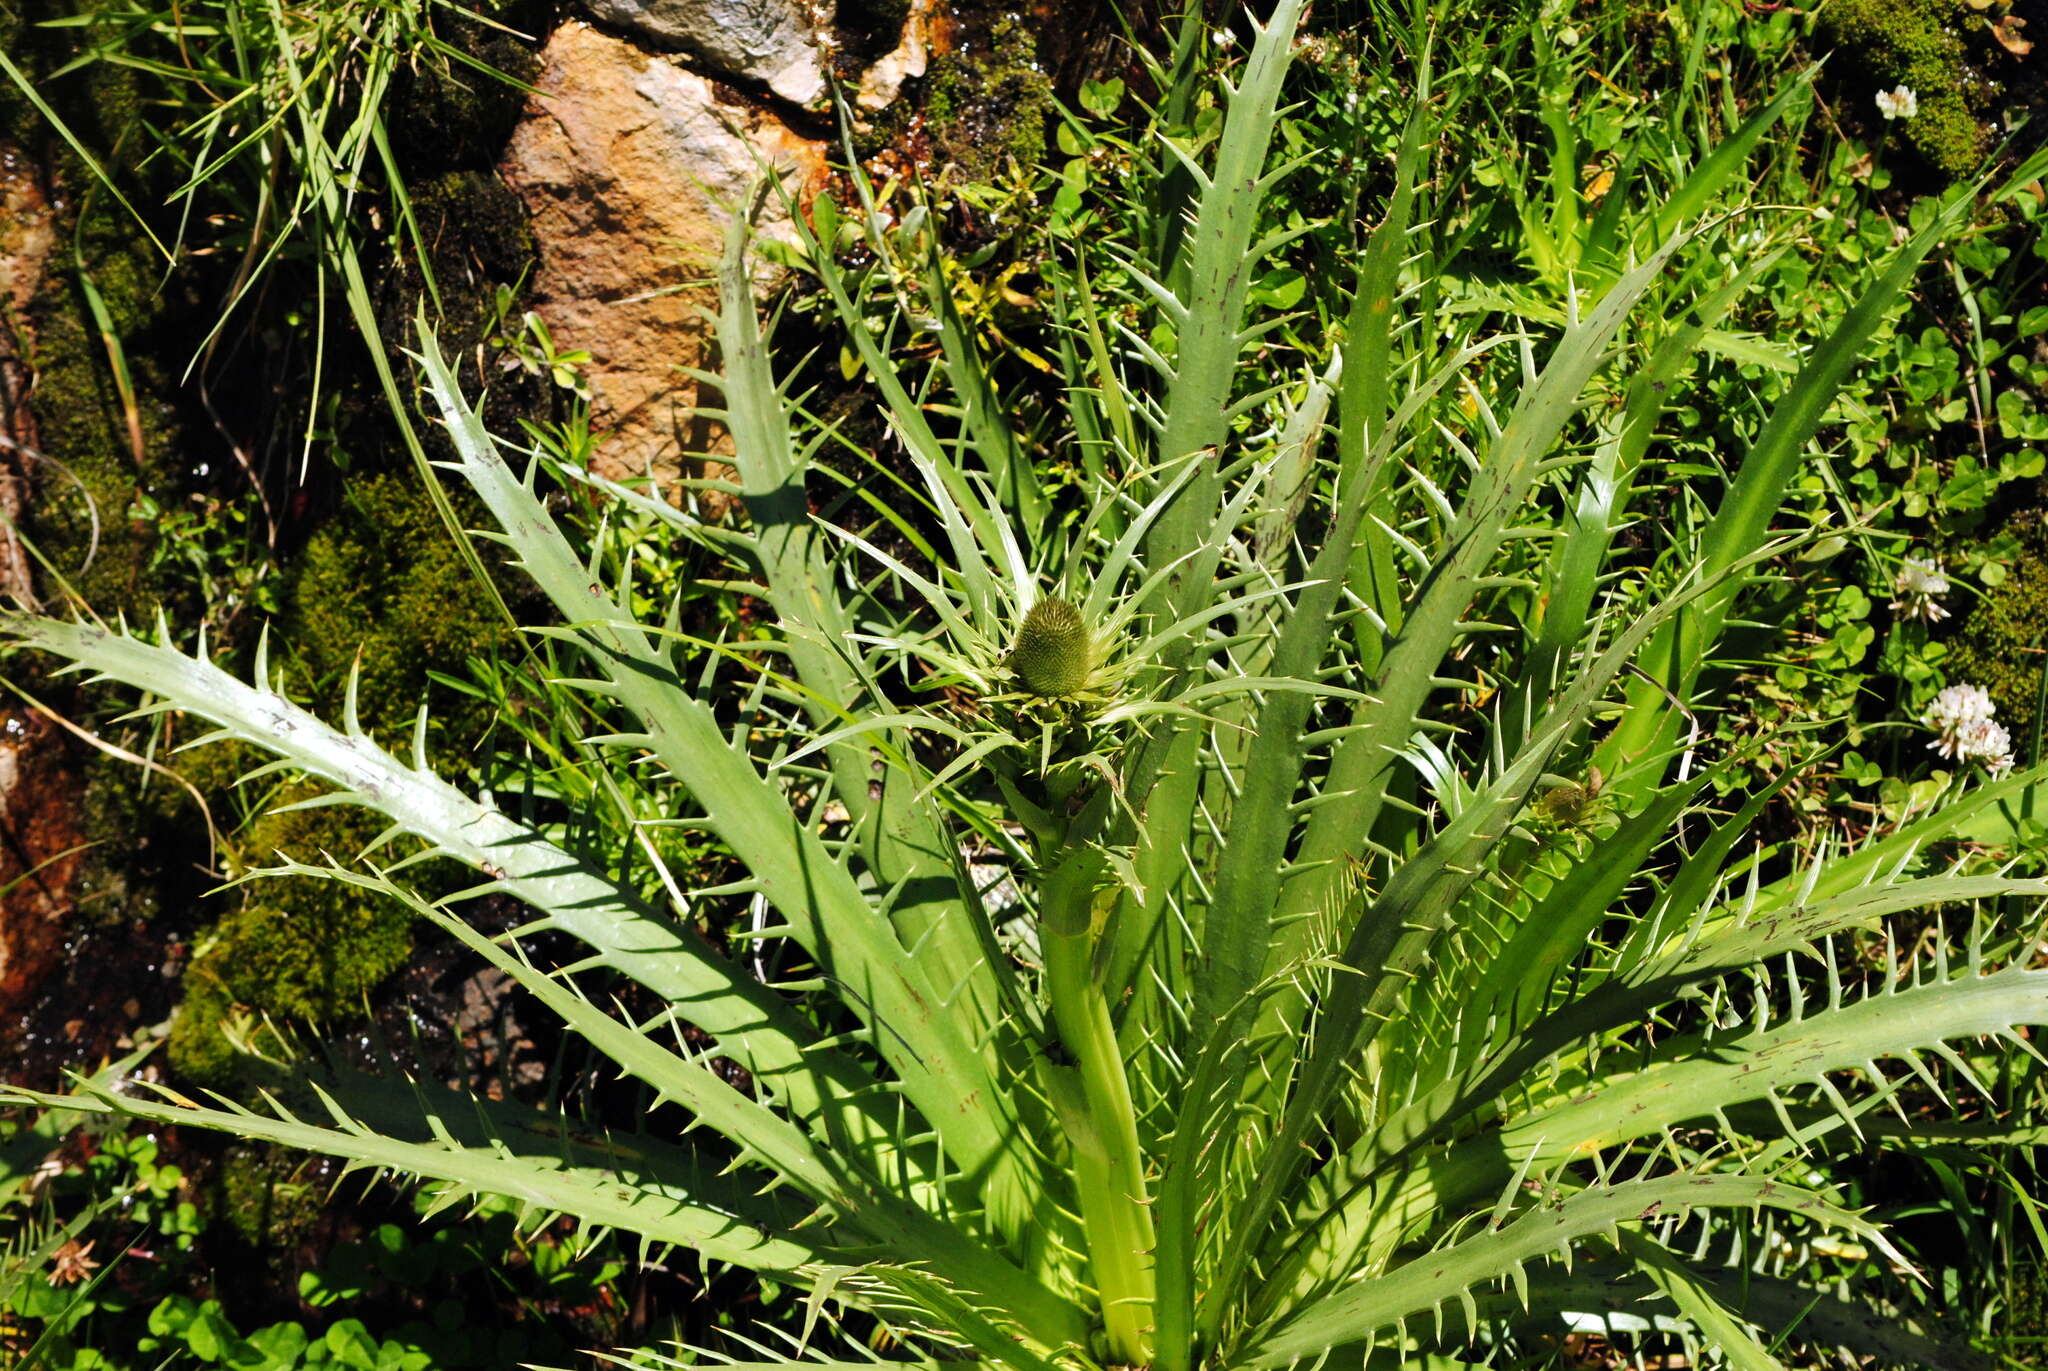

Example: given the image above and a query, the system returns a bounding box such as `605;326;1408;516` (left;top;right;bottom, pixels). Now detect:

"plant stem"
1041;851;1157;1366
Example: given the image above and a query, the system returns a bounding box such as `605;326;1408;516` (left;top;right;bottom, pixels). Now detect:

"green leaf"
324;1321;377;1371
2;612;904;1163
713;209;1004;1051
1652;68;1814;241
1289;235;1686;920
1238;1173;1876;1368
415;327;1044;1232
1192;73;1435;1027
1147;0;1311;590
1080;77;1123;116
1617;1229;1789;1371
1600;183;1979;792
3;1075;823;1276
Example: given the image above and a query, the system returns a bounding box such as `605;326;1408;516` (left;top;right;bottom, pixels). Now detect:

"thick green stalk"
1040;851;1156;1365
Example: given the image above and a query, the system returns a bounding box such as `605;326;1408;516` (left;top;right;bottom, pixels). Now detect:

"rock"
856;0;933;111
0;710;88;1057
453;966;544;1097
0;141;54;607
583;0;829;107
498;22;826;484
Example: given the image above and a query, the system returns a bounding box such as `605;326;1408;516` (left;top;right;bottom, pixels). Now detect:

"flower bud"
1010;597;1094;698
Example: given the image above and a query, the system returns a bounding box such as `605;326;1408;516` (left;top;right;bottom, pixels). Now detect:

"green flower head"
1009;596;1097;698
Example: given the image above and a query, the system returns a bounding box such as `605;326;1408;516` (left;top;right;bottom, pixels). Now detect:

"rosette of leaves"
6;7;2048;1370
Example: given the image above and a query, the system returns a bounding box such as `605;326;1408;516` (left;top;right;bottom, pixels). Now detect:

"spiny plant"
6;4;2048;1368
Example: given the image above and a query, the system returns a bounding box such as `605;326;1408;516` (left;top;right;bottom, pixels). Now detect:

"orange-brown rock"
0;710;88;1058
0;141;54;607
498;22;826;486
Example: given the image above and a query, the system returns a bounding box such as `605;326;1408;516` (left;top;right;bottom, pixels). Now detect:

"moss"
922;13;1054;184
281;469;511;745
6;0;542;1103
8;0;233;958
372;169;548;441
386;6;543;178
166;469;510;1084
169;792;416;1085
1947;521;2048;742
388;171;535;356
208;877;412;1026
167;972;242;1084
19;118;194;623
6;0;236;625
217;1142;326;1247
1820;0;1992;180
67;754;184;929
2012;1264;2048;1340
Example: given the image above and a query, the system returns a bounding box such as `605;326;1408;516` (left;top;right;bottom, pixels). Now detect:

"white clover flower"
1926;683;1995;734
1924;683;2013;771
1876;86;1919;121
1889;555;1951;623
1959;718;2016;775
1212;27;1235;48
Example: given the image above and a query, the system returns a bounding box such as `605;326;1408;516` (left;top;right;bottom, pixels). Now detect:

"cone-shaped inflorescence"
1010;597;1094;698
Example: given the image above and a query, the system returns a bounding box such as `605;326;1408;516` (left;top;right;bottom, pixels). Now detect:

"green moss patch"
1947;516;2048;743
282;470;511;741
169;794;415;1085
1819;0;1993;179
923;14;1054;184
217;1142;329;1248
15;0;204;623
386;6;543;178
167;471;513;1085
